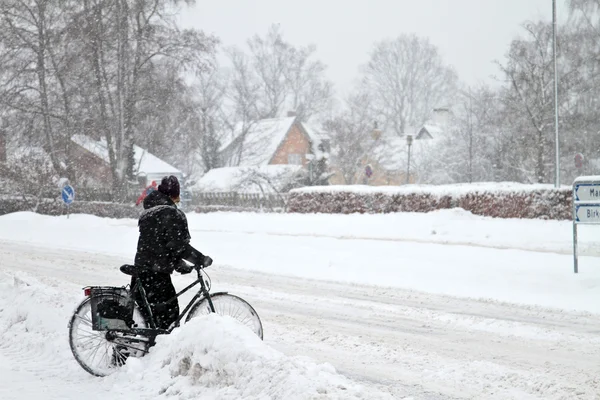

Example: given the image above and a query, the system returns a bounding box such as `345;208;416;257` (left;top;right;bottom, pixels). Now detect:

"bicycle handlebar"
194;255;213;270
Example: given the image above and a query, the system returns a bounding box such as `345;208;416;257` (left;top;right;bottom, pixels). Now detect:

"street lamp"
553;0;560;187
371;121;382;140
406;134;413;185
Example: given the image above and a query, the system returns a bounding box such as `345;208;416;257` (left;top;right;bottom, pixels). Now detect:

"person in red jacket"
135;180;157;206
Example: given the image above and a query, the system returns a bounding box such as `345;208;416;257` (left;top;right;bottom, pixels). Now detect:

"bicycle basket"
89;287;134;331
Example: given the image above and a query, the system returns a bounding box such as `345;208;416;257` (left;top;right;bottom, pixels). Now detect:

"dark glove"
174;259;194;274
202;255;213;267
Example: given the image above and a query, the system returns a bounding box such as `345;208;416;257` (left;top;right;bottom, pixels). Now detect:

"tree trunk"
35;1;64;176
84;0;118;187
536;130;546;183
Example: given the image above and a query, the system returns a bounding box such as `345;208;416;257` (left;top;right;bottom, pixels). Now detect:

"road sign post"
364;164;373;185
575;153;584;170
572;176;600;273
61;184;75;219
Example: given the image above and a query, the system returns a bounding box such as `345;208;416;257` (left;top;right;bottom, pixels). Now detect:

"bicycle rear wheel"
68;296;149;377
186;293;263;339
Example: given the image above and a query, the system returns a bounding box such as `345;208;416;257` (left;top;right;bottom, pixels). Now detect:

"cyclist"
132;175;212;330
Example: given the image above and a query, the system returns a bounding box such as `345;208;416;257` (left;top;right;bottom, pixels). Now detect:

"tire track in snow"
1;241;600;399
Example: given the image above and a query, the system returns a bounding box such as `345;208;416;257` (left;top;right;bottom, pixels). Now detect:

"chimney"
432;108;451;128
287;111;297;118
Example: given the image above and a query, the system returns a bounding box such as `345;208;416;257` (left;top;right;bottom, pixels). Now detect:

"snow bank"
0;272;87;386
118;315;392;399
0;271;393;399
2;208;598;259
1;211;599;313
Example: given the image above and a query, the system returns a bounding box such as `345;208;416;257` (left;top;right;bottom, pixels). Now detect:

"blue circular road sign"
62;185;75;205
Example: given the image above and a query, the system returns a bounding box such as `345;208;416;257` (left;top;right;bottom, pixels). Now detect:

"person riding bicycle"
132;175;211;330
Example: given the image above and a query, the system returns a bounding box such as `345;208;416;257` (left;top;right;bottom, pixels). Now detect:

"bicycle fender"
209;291;229;297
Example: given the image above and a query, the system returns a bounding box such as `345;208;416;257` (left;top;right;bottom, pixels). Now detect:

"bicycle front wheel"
68;296;149;377
186;293;263;339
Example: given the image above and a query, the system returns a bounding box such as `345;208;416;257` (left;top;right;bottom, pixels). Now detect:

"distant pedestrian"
135;180;157;206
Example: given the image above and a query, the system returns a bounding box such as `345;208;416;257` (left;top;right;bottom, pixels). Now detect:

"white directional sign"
575;203;600;224
573;176;600;273
574;182;600;202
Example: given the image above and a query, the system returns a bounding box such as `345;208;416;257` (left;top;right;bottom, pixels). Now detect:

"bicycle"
68;262;263;377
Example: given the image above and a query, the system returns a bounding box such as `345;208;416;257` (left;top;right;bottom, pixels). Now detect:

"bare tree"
452;86;498;183
0;0;70;177
322;91;379;184
78;0;218;190
196;70;227;172
228;24;333;122
247;25;290;119
0;0;218;193
363;34;458;136
495;21;585;183
563;0;600;176
285;44;333;122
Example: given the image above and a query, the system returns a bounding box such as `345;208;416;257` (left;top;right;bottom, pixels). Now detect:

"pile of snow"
0;272;88;387
0;271;393;399
118;315;392;399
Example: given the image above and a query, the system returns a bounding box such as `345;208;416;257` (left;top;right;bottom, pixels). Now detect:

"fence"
4;184;289;214
191;192;289;212
37;186;140;203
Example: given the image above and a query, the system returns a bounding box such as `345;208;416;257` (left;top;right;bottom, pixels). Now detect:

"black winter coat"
134;190;203;273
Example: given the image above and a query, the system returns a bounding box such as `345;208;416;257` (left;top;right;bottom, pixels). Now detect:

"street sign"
575;153;584;169
574;182;600;202
573;176;600;273
61;185;75;205
574;203;600;224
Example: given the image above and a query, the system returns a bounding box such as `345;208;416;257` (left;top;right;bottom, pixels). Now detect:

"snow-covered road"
1;222;599;400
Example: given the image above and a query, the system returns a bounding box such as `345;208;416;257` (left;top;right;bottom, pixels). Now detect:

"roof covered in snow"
220;117;296;166
191;165;303;193
71;135;181;176
417;123;444;139
220;117;324;167
371;121;449;171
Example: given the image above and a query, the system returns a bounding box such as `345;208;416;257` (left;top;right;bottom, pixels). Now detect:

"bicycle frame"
116;268;217;341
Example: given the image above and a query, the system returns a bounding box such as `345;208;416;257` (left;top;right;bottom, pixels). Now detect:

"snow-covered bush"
0;198;140;219
288;183;572;220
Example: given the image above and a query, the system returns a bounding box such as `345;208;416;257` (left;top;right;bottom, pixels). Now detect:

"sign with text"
573;176;600;273
574;182;600;202
574;203;600;224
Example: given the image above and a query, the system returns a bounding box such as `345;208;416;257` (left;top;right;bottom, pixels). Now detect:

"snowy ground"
0;210;599;399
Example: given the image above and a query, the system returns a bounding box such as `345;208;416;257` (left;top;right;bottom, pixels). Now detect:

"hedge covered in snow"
0;197;141;219
288;183;573;220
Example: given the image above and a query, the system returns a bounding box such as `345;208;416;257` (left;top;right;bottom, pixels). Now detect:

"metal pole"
406;143;411;185
573;222;578;273
553;0;560;187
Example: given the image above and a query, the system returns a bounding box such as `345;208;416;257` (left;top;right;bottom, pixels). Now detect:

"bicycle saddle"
119;264;143;277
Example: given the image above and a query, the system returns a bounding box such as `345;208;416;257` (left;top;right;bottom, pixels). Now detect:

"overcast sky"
179;0;569;94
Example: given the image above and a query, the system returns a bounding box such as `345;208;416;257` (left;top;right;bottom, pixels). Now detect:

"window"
288;153;302;165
